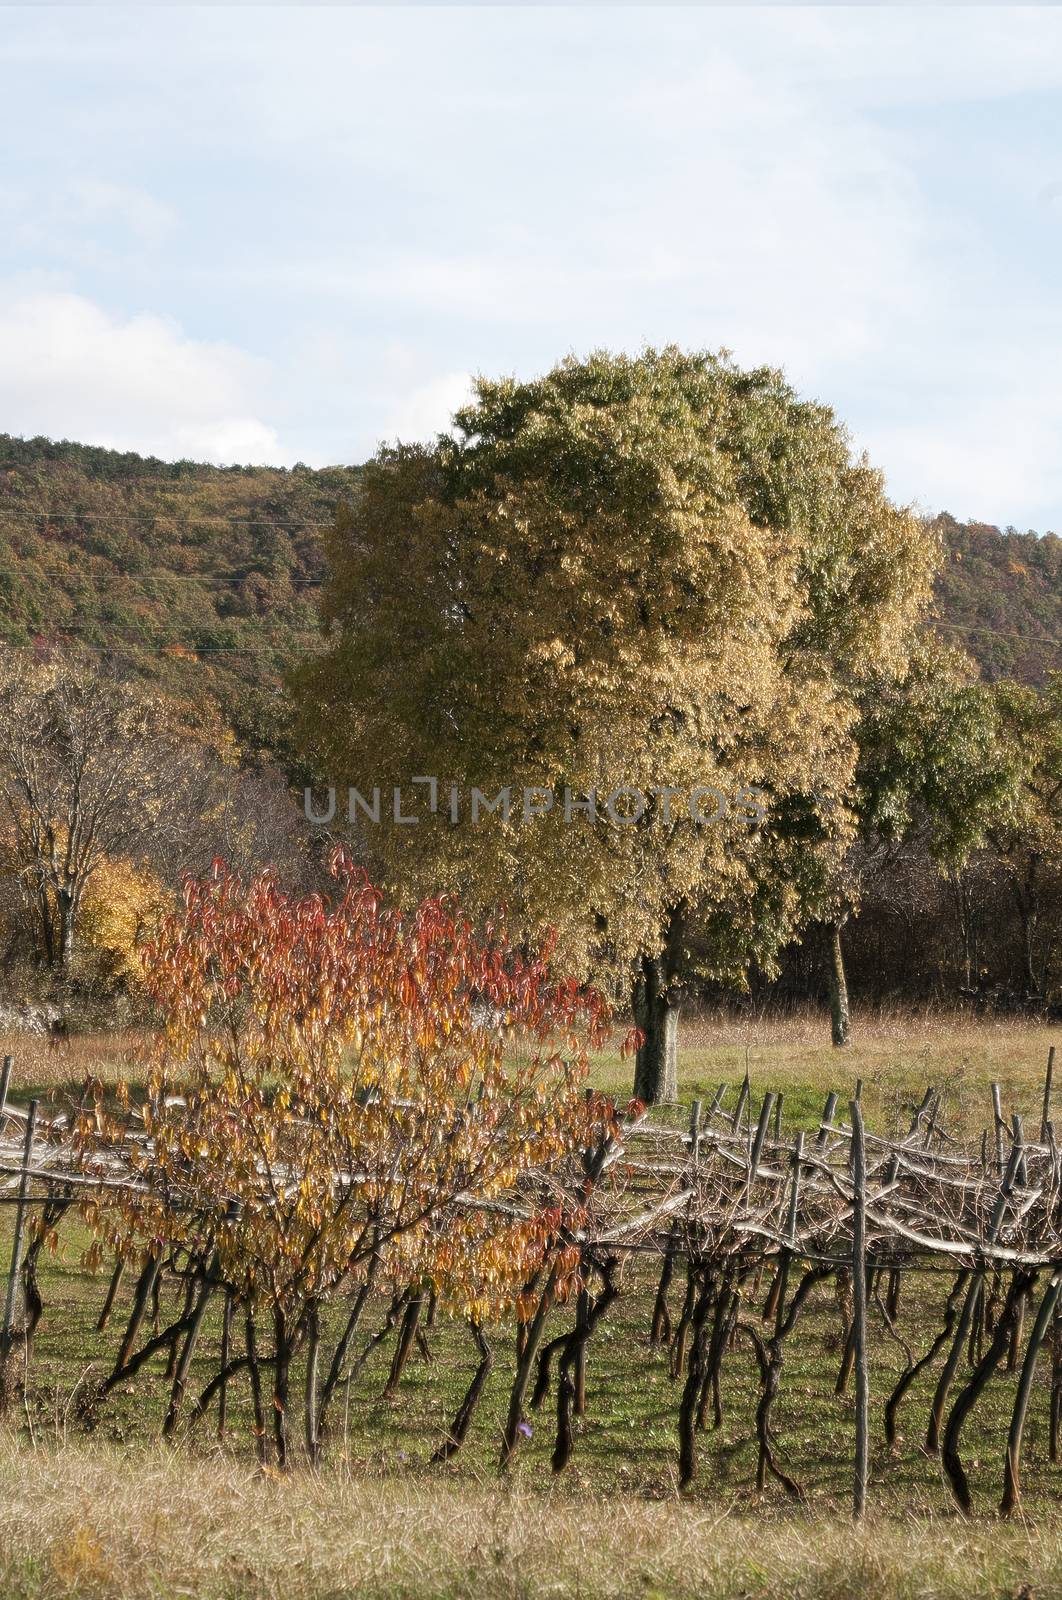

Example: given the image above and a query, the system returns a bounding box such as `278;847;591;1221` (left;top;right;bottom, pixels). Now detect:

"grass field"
6;1005;1058;1133
2;1011;1060;1598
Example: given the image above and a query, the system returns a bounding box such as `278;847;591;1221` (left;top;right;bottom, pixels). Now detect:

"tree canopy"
294;349;940;1098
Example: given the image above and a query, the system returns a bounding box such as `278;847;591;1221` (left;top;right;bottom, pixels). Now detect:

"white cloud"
0;289;291;465
0;179;176;262
380;370;474;446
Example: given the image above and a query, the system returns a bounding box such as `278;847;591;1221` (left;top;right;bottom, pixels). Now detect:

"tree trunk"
56;885;77;974
826;918;851;1048
632;906;684;1105
950;870;976;991
34;877;56;968
633;954;679;1104
1011;855;1040;994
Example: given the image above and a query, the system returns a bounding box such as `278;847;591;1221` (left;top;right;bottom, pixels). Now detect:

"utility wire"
0;503;1059;654
0;506;342;528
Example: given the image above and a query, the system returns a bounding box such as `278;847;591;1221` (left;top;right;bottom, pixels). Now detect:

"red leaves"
95;854;624;1331
620;1026;645;1060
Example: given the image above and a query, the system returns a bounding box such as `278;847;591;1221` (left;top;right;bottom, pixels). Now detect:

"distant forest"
1;431;1060;1017
0;434;360;766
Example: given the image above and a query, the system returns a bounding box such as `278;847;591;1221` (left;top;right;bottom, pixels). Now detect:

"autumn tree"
78;853;615;1464
0;651;316;987
819;638;1014;1044
981;674;1062;995
294;349;938;1100
0;654;192;974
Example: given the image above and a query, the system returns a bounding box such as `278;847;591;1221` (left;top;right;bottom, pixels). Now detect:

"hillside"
0;434;359;763
931;513;1062;684
0;438;1058;771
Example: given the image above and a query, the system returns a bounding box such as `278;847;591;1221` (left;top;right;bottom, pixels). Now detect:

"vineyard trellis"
3;1047;1062;1517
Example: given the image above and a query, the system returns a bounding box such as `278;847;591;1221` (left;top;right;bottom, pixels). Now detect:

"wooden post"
787;1130;804;1247
1042;1047;1056;1143
733;1073;750;1132
0;1057;12;1123
991;1083;1005;1170
688;1099;702;1164
749;1093;775;1185
816;1091;838;1148
1013;1113;1028;1188
1002;1270;1062;1515
1;1098;38;1376
850;1096;869;1520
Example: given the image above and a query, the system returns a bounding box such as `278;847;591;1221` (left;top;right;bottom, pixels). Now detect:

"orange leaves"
80;854;623;1336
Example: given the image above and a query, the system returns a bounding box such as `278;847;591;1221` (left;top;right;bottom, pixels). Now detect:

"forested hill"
931;513;1062;684
0;436;1059;763
0;434;359;762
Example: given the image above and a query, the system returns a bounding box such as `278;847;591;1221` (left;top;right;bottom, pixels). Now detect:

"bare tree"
0;654;182;974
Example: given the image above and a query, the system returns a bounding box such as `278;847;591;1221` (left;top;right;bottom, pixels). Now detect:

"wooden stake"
2;1098;37;1342
749;1093;775;1184
816;1091;838;1148
850;1097;869;1520
733;1073;750;1132
0;1057;12;1123
991;1083;1005;1170
1043;1047;1056;1143
0;1097;38;1407
688;1099;702;1164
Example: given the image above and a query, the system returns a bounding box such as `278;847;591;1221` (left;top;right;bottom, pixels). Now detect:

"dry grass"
0;1437;1057;1600
4;1009;1059;1150
0;1029;146;1103
583;1009;1060;1139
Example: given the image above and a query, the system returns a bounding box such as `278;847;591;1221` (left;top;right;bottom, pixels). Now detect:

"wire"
932;618;1062;651
0;506;342;529
0;503;1060;655
0;640;289;657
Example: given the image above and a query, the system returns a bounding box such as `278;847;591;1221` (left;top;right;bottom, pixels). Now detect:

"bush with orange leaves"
76;850;621;1465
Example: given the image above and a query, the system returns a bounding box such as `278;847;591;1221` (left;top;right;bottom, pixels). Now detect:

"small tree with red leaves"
77;850;618;1464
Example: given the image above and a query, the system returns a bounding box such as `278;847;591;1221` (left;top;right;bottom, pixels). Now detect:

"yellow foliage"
80;858;173;987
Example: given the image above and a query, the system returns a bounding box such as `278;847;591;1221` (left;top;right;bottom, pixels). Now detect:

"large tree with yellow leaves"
295;350;938;1100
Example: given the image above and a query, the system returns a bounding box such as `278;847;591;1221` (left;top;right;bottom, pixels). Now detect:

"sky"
1;5;1062;529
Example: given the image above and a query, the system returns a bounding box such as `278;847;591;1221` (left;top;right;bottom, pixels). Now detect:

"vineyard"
4;1006;1062;1522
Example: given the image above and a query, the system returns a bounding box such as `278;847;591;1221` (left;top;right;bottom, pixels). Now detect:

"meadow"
1;1012;1061;1598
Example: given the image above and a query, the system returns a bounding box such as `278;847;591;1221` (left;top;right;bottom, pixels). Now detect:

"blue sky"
2;5;1062;529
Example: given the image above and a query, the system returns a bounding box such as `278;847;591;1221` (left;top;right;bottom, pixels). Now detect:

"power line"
0;506;342;529
0;640;290;657
3;571;325;588
932;619;1062;651
0;507;1060;655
